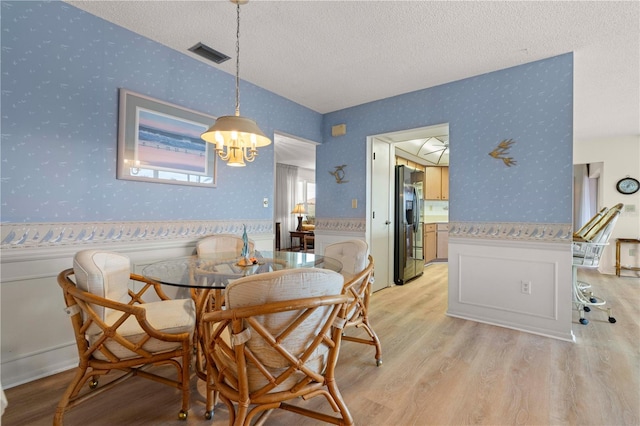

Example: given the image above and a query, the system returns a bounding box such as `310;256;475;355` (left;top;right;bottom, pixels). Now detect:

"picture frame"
117;89;217;187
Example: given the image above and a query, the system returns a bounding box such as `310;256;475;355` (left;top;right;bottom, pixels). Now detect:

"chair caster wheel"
178;410;188;420
589;297;597;303
89;379;99;389
579;318;589;325
204;410;213;420
583;306;591;312
609;317;616;323
376;359;382;367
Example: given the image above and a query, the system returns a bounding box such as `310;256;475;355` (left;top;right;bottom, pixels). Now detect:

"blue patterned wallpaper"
1;1;572;227
1;1;322;223
319;55;573;223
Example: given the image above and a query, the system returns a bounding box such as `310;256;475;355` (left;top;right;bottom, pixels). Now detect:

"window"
296;180;316;222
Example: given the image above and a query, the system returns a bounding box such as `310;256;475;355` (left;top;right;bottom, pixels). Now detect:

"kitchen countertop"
423;216;448;223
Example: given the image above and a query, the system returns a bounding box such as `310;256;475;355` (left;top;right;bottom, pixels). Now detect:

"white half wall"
1;220;273;388
447;237;574;341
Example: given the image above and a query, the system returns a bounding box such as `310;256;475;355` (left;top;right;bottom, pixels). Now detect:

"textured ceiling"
67;0;639;148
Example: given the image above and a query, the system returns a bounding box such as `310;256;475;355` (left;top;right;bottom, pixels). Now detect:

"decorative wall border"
449;221;572;243
0;220;273;250
315;218;366;233
1;219;573;249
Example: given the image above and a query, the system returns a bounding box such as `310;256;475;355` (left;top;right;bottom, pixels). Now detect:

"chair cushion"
73;249;195;361
197;234;255;256
324;240;368;277
90;297;195;361
73;250;132;323
223;268;343;392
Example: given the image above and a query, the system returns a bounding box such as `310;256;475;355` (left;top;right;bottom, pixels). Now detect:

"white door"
369;138;393;292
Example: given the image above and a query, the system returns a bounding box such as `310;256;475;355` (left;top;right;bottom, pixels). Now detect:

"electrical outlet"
521;280;531;295
263;198;268;208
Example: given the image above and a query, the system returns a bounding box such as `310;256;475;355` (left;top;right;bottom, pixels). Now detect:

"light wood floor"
3;264;639;425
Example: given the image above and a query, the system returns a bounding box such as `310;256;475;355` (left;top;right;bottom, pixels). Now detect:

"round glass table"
142;250;343;381
142;250;343;290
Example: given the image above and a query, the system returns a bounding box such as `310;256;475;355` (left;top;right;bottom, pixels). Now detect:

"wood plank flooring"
3;264;638;425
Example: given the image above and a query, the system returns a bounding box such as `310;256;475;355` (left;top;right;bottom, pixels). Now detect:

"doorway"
366;123;450;292
573;162;602;231
274;132;318;251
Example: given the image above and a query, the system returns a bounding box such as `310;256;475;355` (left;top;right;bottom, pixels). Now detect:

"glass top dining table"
141;250;344;382
141;250;343;290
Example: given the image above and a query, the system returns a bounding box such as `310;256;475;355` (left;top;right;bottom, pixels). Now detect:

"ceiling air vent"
188;42;230;64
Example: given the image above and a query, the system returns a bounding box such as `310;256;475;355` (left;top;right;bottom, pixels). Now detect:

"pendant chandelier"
201;0;270;167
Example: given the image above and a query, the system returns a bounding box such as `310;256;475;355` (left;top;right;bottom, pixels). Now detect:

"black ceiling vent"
188;42;230;64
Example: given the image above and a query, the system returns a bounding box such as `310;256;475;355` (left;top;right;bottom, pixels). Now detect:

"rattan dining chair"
324;240;382;366
201;268;354;425
55;250;195;425
194;234;256;368
196;234;255;256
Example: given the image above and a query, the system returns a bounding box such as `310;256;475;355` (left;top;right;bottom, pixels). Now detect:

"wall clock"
615;177;639;195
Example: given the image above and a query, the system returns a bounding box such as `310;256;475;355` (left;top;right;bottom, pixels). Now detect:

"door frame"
366;124;450;291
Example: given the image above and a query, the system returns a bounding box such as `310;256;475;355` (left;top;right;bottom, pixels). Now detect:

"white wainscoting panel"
1;220;273;388
447;237;574;342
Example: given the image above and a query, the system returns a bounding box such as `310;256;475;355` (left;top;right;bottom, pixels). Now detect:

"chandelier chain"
235;2;241;116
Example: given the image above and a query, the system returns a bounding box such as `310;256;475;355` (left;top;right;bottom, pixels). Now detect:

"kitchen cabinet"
423;223;437;263
437;223;449;259
395;156;425;172
423;166;449;200
424;222;448;262
441;167;449;200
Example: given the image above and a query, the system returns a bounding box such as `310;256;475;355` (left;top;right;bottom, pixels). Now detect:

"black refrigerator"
394;165;424;285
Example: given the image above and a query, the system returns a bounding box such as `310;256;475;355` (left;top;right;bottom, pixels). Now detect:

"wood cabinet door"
423;167;442;200
424;224;437;262
441;167;449;200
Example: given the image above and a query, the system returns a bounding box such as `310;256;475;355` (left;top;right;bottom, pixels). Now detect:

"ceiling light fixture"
420;136;449;166
200;0;270;167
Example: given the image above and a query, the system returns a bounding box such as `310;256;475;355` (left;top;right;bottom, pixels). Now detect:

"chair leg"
364;321;383;366
54;366;87;426
573;266;616;325
204;363;215;419
343;322;383;366
178;344;190;420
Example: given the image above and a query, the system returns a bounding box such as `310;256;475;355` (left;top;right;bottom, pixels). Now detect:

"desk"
616;238;640;277
289;230;313;251
142;251;342;379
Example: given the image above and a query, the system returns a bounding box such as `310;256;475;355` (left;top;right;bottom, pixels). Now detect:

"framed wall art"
117;89;217;187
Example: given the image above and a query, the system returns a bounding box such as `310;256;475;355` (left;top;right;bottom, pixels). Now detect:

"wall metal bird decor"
489;139;517;167
329;165;348;183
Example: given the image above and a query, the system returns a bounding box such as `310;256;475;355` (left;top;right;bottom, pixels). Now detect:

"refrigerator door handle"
412;187;420;232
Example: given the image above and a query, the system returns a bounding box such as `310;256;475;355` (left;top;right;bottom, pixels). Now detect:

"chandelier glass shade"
201;116;270;167
201;0;270;167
